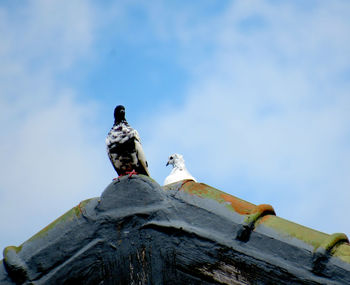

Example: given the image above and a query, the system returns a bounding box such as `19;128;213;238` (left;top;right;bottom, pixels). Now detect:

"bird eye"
170;156;173;160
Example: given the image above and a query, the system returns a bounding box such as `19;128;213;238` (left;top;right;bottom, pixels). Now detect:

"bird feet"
112;170;138;181
126;169;138;178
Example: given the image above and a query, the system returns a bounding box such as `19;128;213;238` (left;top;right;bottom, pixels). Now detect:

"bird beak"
166;161;169;166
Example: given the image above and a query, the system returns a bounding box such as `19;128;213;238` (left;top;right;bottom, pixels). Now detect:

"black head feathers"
114;105;126;124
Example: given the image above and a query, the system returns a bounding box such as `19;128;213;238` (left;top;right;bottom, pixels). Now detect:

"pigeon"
164;153;197;185
106;105;150;177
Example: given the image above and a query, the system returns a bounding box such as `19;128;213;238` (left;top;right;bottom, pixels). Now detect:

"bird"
164;153;197;185
106;105;150;177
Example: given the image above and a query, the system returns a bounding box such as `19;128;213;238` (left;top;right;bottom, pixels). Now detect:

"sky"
1;0;350;251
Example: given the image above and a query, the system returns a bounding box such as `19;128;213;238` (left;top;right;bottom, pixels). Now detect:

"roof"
1;176;349;284
166;180;350;265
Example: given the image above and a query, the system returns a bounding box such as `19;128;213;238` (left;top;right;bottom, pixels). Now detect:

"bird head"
114;105;126;124
166;153;184;168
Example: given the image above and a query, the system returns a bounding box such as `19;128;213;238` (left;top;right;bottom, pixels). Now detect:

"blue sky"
1;0;350;251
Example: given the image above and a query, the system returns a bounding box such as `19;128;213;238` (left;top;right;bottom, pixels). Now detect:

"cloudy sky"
1;0;350;251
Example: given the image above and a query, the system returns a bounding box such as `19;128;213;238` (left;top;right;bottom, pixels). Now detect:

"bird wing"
164;168;197;185
134;138;150;176
164;172;176;185
133;129;150;176
184;169;197;182
106;123;150;176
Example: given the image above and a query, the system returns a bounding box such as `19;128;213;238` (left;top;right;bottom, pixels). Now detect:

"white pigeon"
164;153;197;185
106;105;150;177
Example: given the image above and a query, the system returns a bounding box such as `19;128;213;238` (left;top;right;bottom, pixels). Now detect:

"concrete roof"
1;176;349;284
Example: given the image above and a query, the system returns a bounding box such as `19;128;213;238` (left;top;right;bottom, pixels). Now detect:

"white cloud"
0;93;108;243
0;1;111;250
143;1;350;235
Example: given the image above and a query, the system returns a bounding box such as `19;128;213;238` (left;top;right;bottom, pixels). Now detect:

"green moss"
258;215;328;249
3;245;22;256
23;198;93;244
244;212;262;225
318;233;348;251
333;243;350;264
